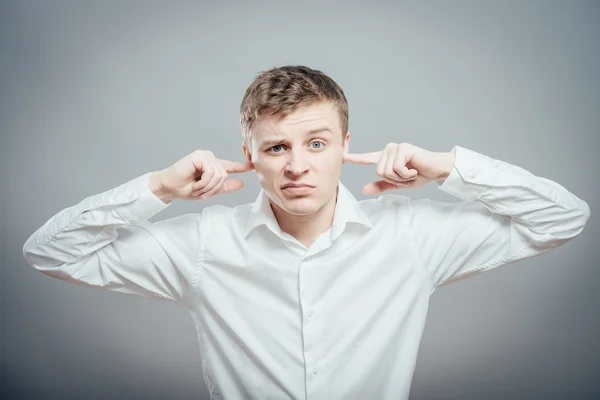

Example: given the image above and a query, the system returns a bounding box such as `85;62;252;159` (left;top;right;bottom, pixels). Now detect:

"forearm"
23;172;170;269
438;146;590;243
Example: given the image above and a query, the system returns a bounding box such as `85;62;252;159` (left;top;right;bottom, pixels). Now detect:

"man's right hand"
149;150;254;204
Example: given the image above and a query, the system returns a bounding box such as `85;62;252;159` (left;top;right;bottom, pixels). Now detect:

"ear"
343;131;350;157
242;142;252;163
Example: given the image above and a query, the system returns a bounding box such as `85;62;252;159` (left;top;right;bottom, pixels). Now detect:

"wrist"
436;151;456;184
149;170;174;204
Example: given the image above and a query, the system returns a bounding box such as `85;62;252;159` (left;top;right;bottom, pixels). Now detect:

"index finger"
218;159;254;173
343;151;381;165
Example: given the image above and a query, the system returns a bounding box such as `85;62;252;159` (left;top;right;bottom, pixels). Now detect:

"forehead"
251;101;340;142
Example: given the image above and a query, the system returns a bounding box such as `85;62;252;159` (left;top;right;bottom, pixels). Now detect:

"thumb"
363;180;407;195
216;178;245;194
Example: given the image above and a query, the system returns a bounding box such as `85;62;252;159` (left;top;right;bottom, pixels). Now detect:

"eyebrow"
259;127;333;148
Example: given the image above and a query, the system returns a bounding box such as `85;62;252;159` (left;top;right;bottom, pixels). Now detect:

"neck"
271;186;339;248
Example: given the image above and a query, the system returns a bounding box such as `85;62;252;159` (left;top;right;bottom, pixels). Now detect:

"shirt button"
308;310;314;318
128;192;136;200
312;367;319;375
468;171;476;179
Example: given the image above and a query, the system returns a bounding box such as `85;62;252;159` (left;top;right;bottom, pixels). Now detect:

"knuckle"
202;169;215;180
197;149;212;159
208;181;224;195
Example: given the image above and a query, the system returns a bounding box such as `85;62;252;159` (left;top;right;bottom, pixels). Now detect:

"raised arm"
408;146;590;290
22;149;254;302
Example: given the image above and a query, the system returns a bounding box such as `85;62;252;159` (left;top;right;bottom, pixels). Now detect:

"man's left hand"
343;142;456;194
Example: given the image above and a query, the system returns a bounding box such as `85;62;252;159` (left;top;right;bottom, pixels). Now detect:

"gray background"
2;0;598;399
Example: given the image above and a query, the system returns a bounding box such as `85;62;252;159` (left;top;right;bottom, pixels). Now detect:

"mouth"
281;184;315;189
281;184;315;195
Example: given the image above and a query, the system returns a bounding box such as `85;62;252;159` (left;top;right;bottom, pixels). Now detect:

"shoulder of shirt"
198;200;255;228
357;193;411;211
354;193;414;226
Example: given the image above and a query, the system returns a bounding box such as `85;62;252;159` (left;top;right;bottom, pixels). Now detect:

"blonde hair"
239;65;349;146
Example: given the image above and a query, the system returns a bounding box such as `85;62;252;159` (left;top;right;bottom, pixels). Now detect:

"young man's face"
242;101;350;216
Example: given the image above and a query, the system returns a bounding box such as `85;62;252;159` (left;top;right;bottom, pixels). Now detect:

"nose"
284;149;310;175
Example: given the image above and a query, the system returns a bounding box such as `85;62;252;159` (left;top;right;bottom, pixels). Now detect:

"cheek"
254;160;284;183
316;154;343;171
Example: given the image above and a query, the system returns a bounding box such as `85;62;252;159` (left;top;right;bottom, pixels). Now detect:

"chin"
276;197;321;215
281;198;319;215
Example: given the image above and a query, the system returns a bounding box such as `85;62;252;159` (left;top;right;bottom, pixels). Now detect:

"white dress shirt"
23;146;590;399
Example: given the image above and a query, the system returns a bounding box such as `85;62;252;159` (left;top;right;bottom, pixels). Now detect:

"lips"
281;184;315;196
281;184;315;189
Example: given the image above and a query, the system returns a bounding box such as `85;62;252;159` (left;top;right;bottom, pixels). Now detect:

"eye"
310;141;324;149
269;145;284;153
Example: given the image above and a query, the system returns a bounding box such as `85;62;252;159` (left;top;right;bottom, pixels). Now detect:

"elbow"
576;198;591;235
22;233;59;275
561;198;591;240
22;237;44;274
22;233;38;269
525;199;591;247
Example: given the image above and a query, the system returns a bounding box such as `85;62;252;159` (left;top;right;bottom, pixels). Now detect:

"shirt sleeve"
22;172;201;304
408;145;591;291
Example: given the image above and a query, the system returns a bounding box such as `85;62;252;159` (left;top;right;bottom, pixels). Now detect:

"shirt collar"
243;181;373;239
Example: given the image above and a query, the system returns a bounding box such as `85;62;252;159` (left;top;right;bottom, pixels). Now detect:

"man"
23;65;590;399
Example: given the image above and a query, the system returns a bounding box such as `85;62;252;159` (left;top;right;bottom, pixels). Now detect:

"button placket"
299;258;322;391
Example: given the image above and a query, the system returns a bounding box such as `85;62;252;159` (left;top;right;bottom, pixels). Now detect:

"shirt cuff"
436;145;501;201
112;172;171;222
